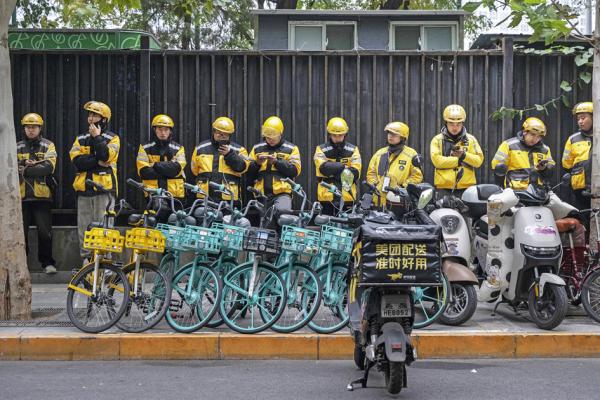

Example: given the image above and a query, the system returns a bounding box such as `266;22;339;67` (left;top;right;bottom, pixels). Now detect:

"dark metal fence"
10;47;591;217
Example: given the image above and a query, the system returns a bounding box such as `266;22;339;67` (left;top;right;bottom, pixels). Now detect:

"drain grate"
0;306;73;327
0;320;73;327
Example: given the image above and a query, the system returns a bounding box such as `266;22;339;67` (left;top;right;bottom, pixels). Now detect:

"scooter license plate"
381;294;411;318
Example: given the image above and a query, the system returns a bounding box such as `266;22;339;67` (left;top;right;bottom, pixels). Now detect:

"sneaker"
44;265;57;275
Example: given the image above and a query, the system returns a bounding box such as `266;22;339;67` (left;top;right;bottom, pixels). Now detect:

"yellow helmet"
83;101;111;122
212;117;235;134
262;116;284;138
21;113;44;126
573;102;593;115
326;117;349;135
152;114;175;128
384;121;410;139
522;117;546;136
443;104;466;123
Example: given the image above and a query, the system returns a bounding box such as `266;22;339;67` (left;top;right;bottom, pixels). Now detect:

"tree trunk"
591;0;600;252
182;13;192;50
0;0;32;320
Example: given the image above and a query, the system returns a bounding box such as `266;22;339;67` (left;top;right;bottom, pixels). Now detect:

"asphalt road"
1;359;598;400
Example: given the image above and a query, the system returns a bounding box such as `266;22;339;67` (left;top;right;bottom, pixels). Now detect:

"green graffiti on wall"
9;30;161;50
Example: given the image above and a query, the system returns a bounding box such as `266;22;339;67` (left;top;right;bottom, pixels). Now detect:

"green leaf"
534;104;545;111
562;95;571;108
575;53;591;66
463;1;482;12
560;81;573;92
579;72;592;84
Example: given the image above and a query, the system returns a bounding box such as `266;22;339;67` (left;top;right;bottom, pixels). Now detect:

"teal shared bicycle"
155;183;223;333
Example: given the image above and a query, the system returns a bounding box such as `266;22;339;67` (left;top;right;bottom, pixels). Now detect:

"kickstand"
347;360;374;391
491;297;503;317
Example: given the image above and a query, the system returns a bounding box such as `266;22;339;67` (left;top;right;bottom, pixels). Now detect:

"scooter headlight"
440;215;460;235
521;244;561;258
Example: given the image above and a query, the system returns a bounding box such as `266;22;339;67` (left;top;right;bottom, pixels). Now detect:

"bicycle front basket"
281;225;321;257
83;228;124;253
180;225;222;254
125;227;166;253
212;223;246;251
156;223;188;251
243;227;280;254
320;224;354;255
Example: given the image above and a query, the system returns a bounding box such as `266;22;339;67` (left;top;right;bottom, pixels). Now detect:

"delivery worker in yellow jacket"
17;113;57;274
491;117;555;190
366;121;423;207
314;117;362;216
248;116;302;226
69;101;120;261
562;102;593;211
430;104;484;198
136;114;187;221
191;116;250;203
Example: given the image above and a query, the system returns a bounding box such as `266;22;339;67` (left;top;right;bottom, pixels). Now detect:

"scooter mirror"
417;188;434;209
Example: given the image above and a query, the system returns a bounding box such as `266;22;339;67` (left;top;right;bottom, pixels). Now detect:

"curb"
2;332;600;361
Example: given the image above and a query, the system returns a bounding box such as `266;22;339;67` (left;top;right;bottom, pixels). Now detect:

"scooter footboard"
375;322;411;362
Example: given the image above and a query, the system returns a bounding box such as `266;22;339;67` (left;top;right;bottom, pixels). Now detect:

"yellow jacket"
366;145;423;206
562;131;592;191
69;131;120;196
491;132;555;190
136;140;187;198
430;129;483;189
248;140;301;197
17;137;57;201
314;140;362;202
191;140;250;201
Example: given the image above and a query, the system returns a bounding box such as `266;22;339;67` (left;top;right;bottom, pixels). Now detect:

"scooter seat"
477;184;502;201
556;218;582;233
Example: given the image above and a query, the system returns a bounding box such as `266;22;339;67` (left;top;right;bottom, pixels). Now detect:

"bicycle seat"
556;218;582;233
278;214;300;227
128;214;144;226
314;215;330;226
86;222;104;230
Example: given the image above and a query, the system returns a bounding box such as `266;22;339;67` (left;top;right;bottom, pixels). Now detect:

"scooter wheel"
354;344;365;370
439;283;477;326
384;361;405;394
528;283;568;330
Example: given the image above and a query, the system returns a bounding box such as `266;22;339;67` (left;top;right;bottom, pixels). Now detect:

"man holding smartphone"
430;104;484;198
191;116;249;204
137;114;187;222
248;116;302;227
69;101;120;263
491;117;555;189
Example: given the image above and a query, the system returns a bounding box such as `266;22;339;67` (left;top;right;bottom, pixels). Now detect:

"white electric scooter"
463;167;572;330
429;169;479;326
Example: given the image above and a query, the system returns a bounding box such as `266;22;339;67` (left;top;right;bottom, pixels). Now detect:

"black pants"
573;190;592;238
22;201;55;268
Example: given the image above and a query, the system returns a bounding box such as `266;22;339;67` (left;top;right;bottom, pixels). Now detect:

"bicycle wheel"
268;263;322;333
308;263;349;334
166;262;222;333
158;252;177;280
67;262;129;333
113;262;171;333
413;273;449;329
206;259;241;328
581;269;600;323
220;262;287;334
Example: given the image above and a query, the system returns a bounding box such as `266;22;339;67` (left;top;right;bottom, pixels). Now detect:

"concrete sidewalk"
0;284;599;361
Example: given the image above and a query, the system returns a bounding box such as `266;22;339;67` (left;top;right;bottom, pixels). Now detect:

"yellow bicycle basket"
125;228;166;253
83;228;125;253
